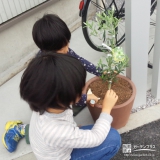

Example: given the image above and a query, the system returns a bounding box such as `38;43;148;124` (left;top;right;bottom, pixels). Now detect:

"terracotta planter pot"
83;75;136;129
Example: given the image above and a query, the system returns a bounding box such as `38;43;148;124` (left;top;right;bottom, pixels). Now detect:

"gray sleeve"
43;113;113;149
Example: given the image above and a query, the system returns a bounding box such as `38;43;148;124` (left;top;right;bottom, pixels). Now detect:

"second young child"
20;52;121;160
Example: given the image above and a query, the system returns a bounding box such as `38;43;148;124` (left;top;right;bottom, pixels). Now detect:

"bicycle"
79;0;157;68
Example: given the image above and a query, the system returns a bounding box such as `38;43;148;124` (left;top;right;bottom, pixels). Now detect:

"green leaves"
84;8;129;89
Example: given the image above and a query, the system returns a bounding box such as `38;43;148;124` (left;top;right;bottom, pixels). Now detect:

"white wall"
125;0;150;108
0;0;48;24
0;0;81;86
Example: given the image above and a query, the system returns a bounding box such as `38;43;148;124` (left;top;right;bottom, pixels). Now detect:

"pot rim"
83;75;136;109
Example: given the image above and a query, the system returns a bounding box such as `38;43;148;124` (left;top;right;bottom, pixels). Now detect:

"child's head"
32;14;71;52
20;52;86;113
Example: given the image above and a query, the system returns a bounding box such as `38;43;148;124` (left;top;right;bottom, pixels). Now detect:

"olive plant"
84;8;129;89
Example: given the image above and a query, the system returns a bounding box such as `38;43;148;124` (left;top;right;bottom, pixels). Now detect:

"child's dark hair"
32;14;71;51
20;52;86;113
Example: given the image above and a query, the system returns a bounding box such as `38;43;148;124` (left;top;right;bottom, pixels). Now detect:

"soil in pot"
89;77;132;105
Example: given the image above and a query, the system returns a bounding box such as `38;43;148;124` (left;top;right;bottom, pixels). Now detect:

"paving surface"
112;119;160;160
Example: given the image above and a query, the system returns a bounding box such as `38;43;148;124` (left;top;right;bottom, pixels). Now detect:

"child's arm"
43;90;118;149
68;48;102;76
75;94;87;107
75;93;99;107
68;48;101;107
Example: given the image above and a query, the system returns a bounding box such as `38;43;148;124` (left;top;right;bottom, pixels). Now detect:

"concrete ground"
0;26;159;160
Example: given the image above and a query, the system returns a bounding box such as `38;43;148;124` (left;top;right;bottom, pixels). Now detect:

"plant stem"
108;81;112;90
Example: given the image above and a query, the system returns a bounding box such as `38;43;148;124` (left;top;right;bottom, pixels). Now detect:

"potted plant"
83;8;136;129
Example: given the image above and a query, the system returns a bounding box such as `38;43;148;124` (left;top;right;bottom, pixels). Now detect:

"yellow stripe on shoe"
5;121;23;131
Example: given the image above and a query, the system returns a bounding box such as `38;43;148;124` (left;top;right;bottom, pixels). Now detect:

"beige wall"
0;0;81;86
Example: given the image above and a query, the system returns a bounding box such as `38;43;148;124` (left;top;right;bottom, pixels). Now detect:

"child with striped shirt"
21;52;120;160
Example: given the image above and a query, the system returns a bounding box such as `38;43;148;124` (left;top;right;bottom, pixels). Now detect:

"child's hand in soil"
102;90;118;114
87;94;100;107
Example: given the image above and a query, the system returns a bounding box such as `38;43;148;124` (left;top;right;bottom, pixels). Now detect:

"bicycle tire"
82;0;157;53
82;0;125;51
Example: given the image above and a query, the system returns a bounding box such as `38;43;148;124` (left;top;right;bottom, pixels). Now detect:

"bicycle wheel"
82;0;125;52
82;0;157;54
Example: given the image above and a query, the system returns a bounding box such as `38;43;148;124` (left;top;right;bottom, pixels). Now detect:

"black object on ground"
73;105;86;116
112;119;160;160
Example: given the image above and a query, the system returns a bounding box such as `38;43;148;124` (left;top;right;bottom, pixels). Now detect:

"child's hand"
87;94;100;107
102;90;118;114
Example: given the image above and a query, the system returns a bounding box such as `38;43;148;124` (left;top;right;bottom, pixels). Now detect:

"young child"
32;14;101;107
2;14;109;153
20;52;120;160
